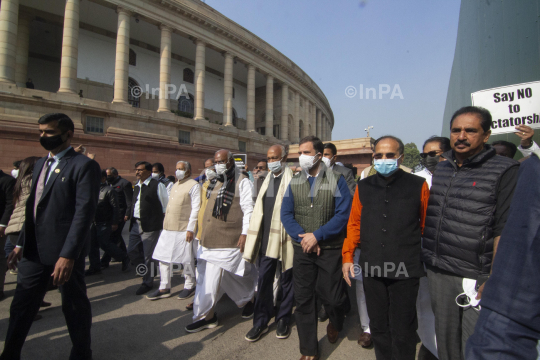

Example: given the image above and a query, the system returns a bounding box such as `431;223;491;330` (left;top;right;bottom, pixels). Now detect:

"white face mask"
205;168;217;180
11;169;19;178
321;156;332;168
267;159;283;174
151;173;160;180
299;153;320;172
175;170;186;180
215;163;228;175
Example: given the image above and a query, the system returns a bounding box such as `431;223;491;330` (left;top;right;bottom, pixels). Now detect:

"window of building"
273;124;280;139
178;130;191;144
257;127;266;135
178;93;194;115
232;108;238;127
238;140;246;152
288;92;293;101
128;77;140;108
183;68;194;84
129;49;136;66
86;116;104;134
233;87;235;99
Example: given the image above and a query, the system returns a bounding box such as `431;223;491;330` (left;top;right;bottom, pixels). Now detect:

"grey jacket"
333;164;356;196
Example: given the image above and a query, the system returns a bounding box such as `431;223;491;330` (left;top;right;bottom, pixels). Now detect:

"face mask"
299;154;320;172
373;156;401;177
151;173;160;180
215;163;228;175
205;169;217;180
40;133;66;151
175;170;186;180
267;160;283;174
422;155;440;174
11;169;19;178
106;176;116;184
321;156;332;168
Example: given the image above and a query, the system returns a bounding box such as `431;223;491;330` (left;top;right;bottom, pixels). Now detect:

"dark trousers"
1;255;92;360
426;265;479;360
100;220;128;265
293;246;346;356
88;222;127;270
363;275;419;360
253;255;294;328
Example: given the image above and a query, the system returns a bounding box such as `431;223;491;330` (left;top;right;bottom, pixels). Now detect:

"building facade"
0;0;334;178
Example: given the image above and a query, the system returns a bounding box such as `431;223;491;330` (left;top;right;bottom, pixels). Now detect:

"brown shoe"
299;356;319;360
327;322;339;344
186;302;194;311
358;332;372;348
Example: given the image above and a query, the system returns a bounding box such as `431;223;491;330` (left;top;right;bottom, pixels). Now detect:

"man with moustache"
421;106;520;360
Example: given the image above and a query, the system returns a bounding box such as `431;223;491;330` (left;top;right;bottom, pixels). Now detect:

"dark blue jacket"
18;148;101;265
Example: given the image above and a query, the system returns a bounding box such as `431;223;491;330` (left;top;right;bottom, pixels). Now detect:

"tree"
402;142;421;170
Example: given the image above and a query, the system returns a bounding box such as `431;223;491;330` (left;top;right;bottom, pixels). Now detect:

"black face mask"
106;176;116;184
40;132;66;151
422;155;440;174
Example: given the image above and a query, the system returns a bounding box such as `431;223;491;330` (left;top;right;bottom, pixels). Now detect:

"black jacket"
0;170;16;226
109;176;133;219
95;183;119;225
130;178;164;232
422;146;519;279
18;148;101;265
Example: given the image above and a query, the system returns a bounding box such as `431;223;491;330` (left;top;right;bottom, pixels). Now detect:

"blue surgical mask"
373;156;401;177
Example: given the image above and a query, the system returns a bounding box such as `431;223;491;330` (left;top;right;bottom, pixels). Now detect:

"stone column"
265;74;274;137
194;39;206;120
112;7;131;104
312;103;317;138
58;0;79;93
223;52;234;126
281;83;289;141
329;119;332;140
322;114;327;141
0;0;18;84
304;98;309;137
157;25;172;112
316;107;322;138
246;64;256;132
14;13;30;87
294;90;300;143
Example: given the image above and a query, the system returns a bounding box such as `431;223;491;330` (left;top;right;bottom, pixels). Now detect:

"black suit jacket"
0;170;16;226
333;165;356;196
18;148;101;266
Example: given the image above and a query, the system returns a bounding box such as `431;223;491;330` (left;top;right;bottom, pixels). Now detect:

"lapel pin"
62;177;66;181
55;169;60;173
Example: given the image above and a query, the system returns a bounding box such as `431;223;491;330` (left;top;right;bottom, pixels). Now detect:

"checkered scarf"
211;165;236;221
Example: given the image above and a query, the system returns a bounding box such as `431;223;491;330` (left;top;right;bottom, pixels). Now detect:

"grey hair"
279;144;289;157
106;167;119;176
176;160;191;172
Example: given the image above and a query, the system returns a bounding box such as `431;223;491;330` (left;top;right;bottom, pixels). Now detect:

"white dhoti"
152;229;197;290
193;246;257;321
417;276;438;357
352;249;371;333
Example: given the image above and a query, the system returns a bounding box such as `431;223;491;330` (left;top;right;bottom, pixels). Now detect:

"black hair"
101;169;107;179
13;160;22;168
373;135;405;155
299;135;324;154
450;106;491;133
205;158;214;163
107;167;119;176
323;142;337;156
152;162;165;173
135;161;152;171
167;175;176;183
423;136;451;153
37;113;75;133
492;140;518;158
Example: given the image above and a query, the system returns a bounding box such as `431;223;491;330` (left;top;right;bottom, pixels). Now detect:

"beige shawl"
243;166;294;271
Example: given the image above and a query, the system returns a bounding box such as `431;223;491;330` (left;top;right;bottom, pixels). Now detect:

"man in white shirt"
147;161;200;300
152;162;174;196
515;124;539;157
186;150;256;333
128;161;168;295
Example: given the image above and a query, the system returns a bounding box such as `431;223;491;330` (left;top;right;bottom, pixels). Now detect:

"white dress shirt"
134;176;168;218
46;146;72;184
184;183;201;233
238;177;254;235
518;141;539;158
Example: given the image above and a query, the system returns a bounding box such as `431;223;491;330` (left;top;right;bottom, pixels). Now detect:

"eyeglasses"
420;151;442;159
135;168;146;173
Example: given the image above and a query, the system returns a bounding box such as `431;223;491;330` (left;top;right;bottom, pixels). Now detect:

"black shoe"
185;313;218;333
100;262;110;269
40;300;52;308
136;284;153;295
177;287;196;300
241;301;255;319
85;268;102;276
245;326;268;342
318;307;329;322
276;318;291;339
0;291;5;301
146;289;171;300
121;257;130;272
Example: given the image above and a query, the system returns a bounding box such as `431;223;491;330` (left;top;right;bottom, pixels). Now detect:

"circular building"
0;0;334;178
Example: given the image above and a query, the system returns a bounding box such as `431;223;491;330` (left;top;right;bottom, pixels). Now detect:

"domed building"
0;0;334;177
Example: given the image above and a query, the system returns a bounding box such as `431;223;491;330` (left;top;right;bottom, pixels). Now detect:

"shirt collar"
137;176;152;187
48;146;72;162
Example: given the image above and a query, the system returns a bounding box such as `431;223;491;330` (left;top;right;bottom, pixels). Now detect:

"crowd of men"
0;107;539;360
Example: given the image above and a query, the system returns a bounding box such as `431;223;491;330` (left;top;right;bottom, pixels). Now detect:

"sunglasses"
420;151;442;159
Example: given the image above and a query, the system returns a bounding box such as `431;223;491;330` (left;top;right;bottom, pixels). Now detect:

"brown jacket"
5;178;31;235
163;178;198;232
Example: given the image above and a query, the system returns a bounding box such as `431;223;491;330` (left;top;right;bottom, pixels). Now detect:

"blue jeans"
88;223;126;270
